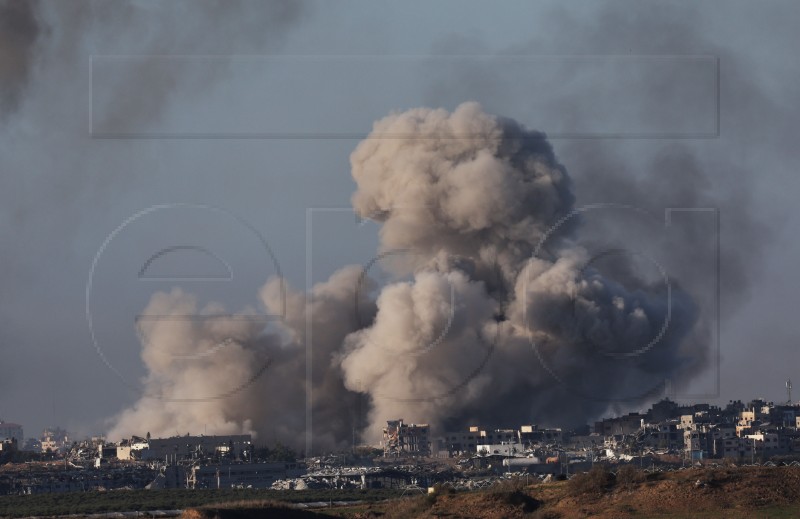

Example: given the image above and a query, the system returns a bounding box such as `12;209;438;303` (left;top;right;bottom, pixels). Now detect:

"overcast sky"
1;0;799;442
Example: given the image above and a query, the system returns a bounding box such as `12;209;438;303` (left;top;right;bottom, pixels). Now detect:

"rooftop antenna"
787;379;793;404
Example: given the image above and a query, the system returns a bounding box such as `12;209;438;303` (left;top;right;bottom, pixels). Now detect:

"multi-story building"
656;421;682;449
707;424;737;457
119;434;252;461
0;438;18;452
745;432;783;457
439;424;563;457
440;426;481;456
684;429;710;459
518;425;563;444
594;413;644;436
40;427;69;454
383;420;430;457
188;461;304;489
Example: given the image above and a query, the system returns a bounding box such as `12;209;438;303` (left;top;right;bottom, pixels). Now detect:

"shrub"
568;465;613;497
488;476;525;495
382;494;436;519
615;465;644;490
430;483;455;495
533;510;562;519
486;477;540;512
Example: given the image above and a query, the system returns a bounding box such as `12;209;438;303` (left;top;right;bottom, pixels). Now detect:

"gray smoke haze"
0;0;40;115
425;2;771;318
83;0;307;134
0;0;309;429
420;1;782;405
1;0;307;222
4;1;792;448
0;0;309;240
110;102;707;448
543;4;769;319
516;3;776;407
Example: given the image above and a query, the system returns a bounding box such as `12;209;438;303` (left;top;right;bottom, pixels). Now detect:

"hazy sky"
1;0;799;442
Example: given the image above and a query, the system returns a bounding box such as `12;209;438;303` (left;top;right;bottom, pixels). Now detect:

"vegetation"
568;464;614;496
485;477;540;513
615;464;646;490
7;466;800;518
0;487;405;518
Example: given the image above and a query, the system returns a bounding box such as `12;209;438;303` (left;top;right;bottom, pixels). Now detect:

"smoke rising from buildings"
3;1;788;447
107;267;372;450
109;102;708;450
342;103;705;438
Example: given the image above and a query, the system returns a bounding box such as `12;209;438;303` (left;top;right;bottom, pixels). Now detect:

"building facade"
383;420;431;457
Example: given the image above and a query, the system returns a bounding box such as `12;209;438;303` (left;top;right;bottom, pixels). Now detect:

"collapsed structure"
382;420;431;457
116;434;252;462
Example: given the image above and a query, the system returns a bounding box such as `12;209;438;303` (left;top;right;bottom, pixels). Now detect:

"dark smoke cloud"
489;3;769;311
0;0;41;115
421;1;779;404
83;0;307;134
1;0;309;224
0;1;309;426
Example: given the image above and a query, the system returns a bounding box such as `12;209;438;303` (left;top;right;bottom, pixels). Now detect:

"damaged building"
116;434;252;461
382;420;430;457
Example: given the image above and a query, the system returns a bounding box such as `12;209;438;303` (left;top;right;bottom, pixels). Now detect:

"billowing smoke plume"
349;102;574;291
109;102;707;450
108;267;373;450
340;103;704;438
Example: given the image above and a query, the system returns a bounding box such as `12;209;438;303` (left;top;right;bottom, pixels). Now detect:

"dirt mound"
536;466;800;519
181;467;800;518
